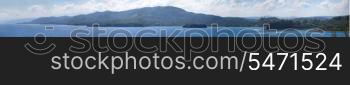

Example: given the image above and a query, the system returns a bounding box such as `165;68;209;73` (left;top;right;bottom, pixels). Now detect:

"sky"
0;0;349;22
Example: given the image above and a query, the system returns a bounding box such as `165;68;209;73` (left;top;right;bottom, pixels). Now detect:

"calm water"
0;24;348;37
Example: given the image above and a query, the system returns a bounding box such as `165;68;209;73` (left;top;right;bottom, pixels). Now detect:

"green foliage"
325;15;349;31
257;15;349;31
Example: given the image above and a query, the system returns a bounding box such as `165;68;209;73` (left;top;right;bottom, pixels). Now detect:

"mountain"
26;6;255;27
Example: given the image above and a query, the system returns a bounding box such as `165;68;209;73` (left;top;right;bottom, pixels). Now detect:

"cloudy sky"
0;0;349;22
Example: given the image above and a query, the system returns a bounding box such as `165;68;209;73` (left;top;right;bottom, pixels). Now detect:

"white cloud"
0;0;349;22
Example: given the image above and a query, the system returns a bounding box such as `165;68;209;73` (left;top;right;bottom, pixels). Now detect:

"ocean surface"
0;24;348;37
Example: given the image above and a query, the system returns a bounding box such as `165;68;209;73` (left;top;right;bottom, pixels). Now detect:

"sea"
0;24;348;37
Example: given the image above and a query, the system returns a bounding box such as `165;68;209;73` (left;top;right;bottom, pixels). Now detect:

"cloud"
0;0;349;22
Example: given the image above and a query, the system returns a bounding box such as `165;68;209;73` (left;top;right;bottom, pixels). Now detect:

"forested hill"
26;6;348;31
27;6;254;27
